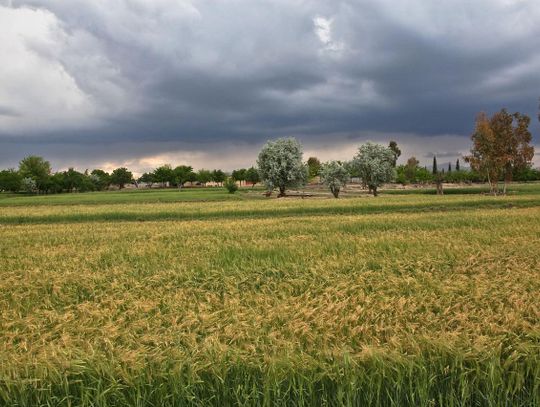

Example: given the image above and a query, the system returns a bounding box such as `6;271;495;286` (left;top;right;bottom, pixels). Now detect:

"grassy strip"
0;188;254;207
2;347;539;406
1;195;538;225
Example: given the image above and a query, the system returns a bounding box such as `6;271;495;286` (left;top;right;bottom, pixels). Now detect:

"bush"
224;177;238;194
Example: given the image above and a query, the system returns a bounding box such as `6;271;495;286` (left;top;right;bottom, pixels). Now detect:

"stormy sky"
1;0;539;174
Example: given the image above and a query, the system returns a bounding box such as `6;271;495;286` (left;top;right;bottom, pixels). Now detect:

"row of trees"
0;157;134;194
0;157;263;194
1;108;537;196
257;138;394;197
139;166;261;188
256;107;537;197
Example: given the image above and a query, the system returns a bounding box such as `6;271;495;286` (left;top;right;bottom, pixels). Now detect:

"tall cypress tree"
432;156;438;174
448;162;452;173
456;159;460;171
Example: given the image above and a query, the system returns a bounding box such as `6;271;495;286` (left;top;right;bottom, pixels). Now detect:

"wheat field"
1;186;539;406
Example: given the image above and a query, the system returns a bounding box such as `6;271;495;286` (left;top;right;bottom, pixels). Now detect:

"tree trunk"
331;187;339;198
372;186;378;197
278;186;286;197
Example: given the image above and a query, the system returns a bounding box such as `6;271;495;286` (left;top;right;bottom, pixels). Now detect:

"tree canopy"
257;137;307;197
111;168;133;189
465;109;534;194
352;142;395;196
320;161;350;198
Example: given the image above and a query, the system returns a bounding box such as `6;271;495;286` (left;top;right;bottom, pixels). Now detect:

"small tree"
111;167;133;189
63;168;83;192
90;169;111;190
307;157;321;179
448;162;452;173
351;142;395;196
196;169;212;186
245;167;260;188
223;177;238;194
320;161;350;198
153;165;175;187
0;169;22;192
139;172;156;188
174;165;195;188
465;110;534;195
389;141;401;167
257;137;307;197
456;159;460;171
404;157;419;183
19;155;51;193
432;156;438;175
231;168;247;185
212;169;226;185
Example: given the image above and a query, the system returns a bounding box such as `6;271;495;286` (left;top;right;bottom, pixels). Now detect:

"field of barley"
1;185;540;406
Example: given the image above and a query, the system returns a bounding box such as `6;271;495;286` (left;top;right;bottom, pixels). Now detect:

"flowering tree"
320;161;350;198
352;142;395;196
257;137;307;197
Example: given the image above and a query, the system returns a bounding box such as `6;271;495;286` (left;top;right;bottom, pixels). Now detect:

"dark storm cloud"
1;0;539;171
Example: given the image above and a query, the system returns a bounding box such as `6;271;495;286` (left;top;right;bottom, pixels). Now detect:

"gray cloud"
1;0;539;173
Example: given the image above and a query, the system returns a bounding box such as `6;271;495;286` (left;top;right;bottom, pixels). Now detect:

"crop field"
1;185;540;406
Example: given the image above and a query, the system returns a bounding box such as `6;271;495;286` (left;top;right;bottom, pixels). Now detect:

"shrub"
224;177;238;194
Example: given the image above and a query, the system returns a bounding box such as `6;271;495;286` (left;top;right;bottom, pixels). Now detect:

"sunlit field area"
1;185;540;406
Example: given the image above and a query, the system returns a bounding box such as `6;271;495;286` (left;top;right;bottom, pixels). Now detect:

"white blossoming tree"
320;161;350;198
352;142;395;196
257;137;307;197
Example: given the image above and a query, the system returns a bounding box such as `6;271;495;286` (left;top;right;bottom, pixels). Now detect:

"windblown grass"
1;186;539;405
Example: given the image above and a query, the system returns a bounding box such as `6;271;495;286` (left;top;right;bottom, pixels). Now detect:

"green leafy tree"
388;141;401;167
47;172;65;193
0;169;22;192
351;142;395;196
19;156;51;192
404;157;419;182
174;165;195;187
231;168;247;185
196;169;212;186
320;161;350;198
90;169;111;191
223;177;238;194
77;173;96;192
307;157;321;179
139;172;156;187
257;137;307;197
211;169;226;185
153;165;175;187
245;167;260;188
111;167;133;189
415;167;433;184
63;168;83;192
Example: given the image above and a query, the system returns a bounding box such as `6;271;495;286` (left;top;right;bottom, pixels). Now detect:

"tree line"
0;160;261;194
0;108;537;196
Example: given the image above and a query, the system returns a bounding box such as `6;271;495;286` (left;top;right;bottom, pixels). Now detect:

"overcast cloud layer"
1;0;539;173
